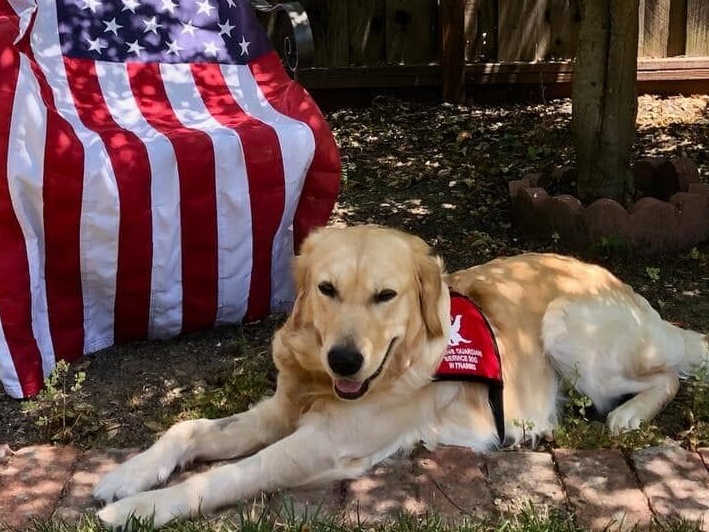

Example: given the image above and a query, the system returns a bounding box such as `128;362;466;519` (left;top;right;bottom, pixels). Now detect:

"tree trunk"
572;0;639;205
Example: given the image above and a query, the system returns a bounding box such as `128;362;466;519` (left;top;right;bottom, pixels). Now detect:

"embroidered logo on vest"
433;291;505;444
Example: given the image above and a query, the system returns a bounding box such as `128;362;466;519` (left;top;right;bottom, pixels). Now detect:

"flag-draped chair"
0;0;340;398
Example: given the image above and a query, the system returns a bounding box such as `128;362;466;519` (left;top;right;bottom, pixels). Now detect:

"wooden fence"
469;0;709;62
287;0;709;102
297;0;709;67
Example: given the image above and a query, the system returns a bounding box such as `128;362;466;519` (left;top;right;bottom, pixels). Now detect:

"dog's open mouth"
333;337;398;400
333;378;367;399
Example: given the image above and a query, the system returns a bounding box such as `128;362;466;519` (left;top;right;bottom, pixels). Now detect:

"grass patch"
13;502;707;532
656;375;709;450
178;347;276;422
553;373;709;451
167;318;285;426
553;385;665;451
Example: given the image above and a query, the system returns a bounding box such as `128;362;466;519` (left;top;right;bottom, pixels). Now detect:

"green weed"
21;360;95;444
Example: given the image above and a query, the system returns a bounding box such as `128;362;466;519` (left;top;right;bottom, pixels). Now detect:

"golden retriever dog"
95;225;708;527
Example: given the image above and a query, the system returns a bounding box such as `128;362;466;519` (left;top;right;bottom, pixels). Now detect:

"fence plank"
463;0;485;63
300;0;349;67
440;0;465;102
469;0;497;61
348;0;386;65
686;0;709;55
667;0;687;56
464;0;481;61
548;0;580;59
385;0;438;64
498;0;549;61
639;0;671;57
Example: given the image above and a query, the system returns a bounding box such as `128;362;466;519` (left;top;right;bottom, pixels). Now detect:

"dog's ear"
290;253;312;328
289;285;311;328
290;227;329;327
409;237;445;338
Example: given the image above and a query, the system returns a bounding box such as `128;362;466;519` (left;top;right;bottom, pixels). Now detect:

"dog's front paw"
94;452;174;503
606;404;643;434
96;494;156;529
96;489;188;529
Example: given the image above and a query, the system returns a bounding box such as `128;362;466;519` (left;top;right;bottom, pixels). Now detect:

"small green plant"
589;235;629;257
646;266;661;282
512;418;537;447
568;388;593;421
550;232;561;247
21;360;94;443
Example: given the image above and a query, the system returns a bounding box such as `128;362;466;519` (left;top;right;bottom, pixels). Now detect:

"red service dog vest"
433;291;505;445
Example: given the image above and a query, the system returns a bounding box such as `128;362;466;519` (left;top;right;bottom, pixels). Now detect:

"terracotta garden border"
508;156;709;255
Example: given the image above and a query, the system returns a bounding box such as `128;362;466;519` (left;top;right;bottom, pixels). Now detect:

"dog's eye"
317;281;338;298
374;289;397;304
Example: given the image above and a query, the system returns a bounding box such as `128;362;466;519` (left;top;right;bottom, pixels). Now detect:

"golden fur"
95;225;708;528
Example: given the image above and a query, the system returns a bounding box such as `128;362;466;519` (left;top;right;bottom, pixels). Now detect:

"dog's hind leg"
542;294;687;434
605;372;679;433
94;392;298;503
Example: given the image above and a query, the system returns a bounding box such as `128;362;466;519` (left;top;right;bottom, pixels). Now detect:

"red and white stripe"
0;0;340;398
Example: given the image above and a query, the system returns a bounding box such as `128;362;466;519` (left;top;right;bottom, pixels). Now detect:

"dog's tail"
674;327;709;380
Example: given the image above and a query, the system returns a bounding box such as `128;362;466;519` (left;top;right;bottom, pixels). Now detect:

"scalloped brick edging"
5;445;709;530
509;157;709;255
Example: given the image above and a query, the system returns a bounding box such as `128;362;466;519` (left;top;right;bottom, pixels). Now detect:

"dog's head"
284;225;449;401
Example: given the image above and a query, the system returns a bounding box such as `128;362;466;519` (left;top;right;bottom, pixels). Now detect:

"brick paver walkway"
1;444;708;530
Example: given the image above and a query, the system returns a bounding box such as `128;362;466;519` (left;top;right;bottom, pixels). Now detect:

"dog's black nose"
327;344;364;376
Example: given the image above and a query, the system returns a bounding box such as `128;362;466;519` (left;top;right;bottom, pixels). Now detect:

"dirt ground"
1;94;708;451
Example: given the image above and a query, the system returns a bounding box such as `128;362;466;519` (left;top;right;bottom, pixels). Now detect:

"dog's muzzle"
331;337;398;400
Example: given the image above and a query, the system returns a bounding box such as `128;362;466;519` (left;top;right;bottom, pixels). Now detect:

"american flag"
0;0;340;398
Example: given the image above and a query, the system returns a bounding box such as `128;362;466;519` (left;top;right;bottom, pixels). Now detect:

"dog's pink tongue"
335;379;364;394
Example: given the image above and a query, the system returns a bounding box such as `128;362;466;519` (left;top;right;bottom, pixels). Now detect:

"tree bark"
572;0;639;205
